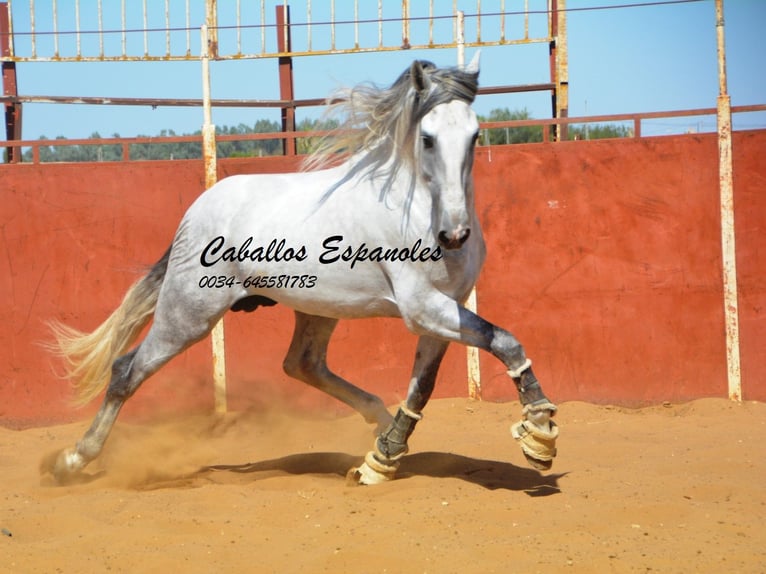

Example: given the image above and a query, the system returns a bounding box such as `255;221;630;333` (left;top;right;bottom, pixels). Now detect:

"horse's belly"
230;260;400;319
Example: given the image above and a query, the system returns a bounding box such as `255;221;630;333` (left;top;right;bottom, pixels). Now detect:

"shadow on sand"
201;451;564;496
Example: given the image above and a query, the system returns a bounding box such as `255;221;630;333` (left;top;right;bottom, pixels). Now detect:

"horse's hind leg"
350;336;448;485
47;307;215;483
283;311;392;431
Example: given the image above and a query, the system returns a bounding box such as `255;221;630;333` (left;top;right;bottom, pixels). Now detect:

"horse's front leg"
350;336;448;485
408;292;558;471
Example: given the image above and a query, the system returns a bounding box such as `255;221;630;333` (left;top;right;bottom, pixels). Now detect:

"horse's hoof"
347;451;399;486
40;448;85;485
522;452;554;471
511;418;558;471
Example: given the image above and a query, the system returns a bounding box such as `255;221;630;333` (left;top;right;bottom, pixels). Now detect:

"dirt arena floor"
2;397;765;573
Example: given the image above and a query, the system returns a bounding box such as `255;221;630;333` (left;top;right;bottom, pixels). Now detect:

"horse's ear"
410;60;432;94
465;50;481;76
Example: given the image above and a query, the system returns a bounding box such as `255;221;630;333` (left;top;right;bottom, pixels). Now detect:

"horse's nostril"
438;228;471;250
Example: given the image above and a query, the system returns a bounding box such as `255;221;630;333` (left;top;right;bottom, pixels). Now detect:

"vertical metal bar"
378;0;383;48
354;0;359;49
29;0;35;58
276;5;295;156
282;0;287;54
98;0;103;59
2;1;22;163
476;0;481;43
121;0;125;59
235;0;240;55
53;0;59;59
465;289;482;400
457;10;481;401
525;0;529;40
75;0;80;58
330;0;335;51
715;0;741;402
206;0;218;57
165;0;170;58
549;0;568;141
201;24;227;414
548;0;557;142
237;0;242;56
429;0;433;46
4;0;13;58
185;0;190;57
402;0;409;49
500;0;505;43
260;0;265;55
307;0;312;51
143;0;148;57
556;0;568;141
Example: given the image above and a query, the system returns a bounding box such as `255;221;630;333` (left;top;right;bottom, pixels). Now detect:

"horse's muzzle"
438;228;471;250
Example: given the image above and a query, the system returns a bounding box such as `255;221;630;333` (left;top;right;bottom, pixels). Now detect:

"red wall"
1;132;764;427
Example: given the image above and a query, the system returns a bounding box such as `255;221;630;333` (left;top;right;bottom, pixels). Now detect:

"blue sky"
8;0;766;140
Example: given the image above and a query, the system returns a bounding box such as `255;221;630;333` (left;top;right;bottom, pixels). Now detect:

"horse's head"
410;54;480;250
304;54;481;251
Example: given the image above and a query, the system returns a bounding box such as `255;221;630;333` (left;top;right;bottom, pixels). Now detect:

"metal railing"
2;0;554;62
4;105;764;165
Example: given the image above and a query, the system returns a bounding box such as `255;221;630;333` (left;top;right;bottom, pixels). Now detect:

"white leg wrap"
349;451;400;485
507;358;532;379
399;402;423;421
511;418;559;462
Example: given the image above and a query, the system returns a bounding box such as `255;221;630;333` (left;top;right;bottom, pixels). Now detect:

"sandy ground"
1;397;765;574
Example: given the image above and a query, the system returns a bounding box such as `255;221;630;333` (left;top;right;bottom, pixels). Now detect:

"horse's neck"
342;151;416;202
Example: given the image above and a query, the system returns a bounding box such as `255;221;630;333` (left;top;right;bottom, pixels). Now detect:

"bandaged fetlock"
507;361;549;406
511;401;559;469
375;403;422;462
511;417;559;462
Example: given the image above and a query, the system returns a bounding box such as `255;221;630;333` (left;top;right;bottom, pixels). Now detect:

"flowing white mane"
303;59;480;188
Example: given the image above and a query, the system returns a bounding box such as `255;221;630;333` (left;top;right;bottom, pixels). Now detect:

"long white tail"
49;248;170;407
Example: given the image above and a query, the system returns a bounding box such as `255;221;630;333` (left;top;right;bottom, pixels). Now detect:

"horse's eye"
422;134;435;150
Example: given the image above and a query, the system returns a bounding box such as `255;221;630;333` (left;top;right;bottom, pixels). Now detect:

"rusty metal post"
715;0;741;402
205;0;218;58
202;23;228;413
401;0;411;49
549;0;569;142
456;10;482;401
276;5;296;156
1;2;21;163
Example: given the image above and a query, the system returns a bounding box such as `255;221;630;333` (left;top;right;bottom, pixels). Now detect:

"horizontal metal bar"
0;83;561;109
0;38;552;63
4;106;763;159
6;94;763;122
480;104;766;129
0;94;332;108
479;83;555;95
0;129;327;149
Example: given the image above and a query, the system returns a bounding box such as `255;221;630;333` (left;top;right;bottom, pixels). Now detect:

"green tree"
477;108;543;145
567;123;632;140
295;117;340;155
19;108;637;163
